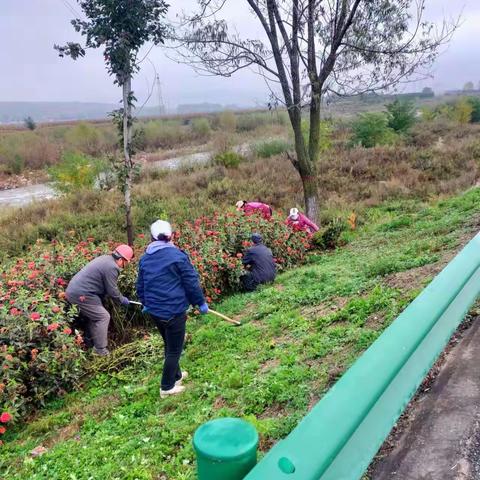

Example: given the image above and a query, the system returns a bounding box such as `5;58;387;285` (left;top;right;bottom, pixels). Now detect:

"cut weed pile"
1;188;480;479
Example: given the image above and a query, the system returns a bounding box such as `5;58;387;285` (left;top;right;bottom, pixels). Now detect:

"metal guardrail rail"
244;233;480;480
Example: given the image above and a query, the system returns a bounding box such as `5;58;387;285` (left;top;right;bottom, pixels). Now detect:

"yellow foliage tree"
452;98;473;124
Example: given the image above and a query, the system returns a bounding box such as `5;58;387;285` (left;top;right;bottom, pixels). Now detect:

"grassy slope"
1;188;480;480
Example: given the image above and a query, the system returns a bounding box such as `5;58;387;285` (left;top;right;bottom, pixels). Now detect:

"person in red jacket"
236;200;272;219
286;207;319;234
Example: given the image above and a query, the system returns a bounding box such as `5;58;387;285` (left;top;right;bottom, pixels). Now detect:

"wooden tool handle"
209;308;241;325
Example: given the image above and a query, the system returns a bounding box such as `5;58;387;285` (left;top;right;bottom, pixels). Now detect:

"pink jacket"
286;212;319;234
244;202;272;219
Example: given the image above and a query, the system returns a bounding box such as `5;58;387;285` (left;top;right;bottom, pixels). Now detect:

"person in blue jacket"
137;220;209;398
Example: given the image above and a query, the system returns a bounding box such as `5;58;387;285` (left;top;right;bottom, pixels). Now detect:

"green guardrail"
193;233;480;479
239;232;480;480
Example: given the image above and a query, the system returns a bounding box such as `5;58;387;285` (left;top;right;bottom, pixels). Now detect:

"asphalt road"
371;319;480;480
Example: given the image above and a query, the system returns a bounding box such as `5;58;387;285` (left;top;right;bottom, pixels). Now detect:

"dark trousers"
241;273;259;292
152;312;187;390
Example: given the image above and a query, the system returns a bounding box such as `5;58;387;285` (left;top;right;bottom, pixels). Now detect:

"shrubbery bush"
236;112;271;132
190;118;211;139
0;211;311;433
311;218;348;250
467;97;480;123
48;152;107;193
351;112;398;148
217;111;237;132
386;100;416;134
213;150;243;168
0;132;60;171
420;97;480;125
0;243;90;434
301;119;333;153
64;122;113;156
254;139;291;158
141;120;189;149
235;111;289;132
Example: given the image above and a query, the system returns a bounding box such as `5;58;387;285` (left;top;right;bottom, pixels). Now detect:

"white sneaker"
160;385;186;398
175;371;188;386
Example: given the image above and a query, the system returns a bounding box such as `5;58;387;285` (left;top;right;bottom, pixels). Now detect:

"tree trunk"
301;174;319;224
304;83;322;226
122;76;134;246
290;110;321;225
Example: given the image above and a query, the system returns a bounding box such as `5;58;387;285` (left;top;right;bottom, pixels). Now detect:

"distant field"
0;109;290;179
1;91;479;188
0;107;274;132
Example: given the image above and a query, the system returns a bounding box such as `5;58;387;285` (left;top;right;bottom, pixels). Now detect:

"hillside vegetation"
0;110;288;176
2;101;480;478
1;187;480;479
1;117;480;259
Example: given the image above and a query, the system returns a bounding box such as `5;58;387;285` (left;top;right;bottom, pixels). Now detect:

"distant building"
445;89;480;97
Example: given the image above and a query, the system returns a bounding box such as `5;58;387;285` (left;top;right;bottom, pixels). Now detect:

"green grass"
1;188;480;479
253;138;291;158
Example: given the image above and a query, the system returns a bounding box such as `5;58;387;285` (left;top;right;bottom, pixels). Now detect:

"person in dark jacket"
136;220;209;398
66;245;133;356
241;233;276;292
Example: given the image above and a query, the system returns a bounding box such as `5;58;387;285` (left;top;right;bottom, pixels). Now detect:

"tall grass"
0;110;293;174
0;132;60;172
254;139;291;158
139;120;190;150
2;122;480;259
64;122;117;156
190;117;212;140
236;110;289;131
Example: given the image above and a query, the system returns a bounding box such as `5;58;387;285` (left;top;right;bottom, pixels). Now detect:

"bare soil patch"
383;262;444;291
301;296;350;320
0;171;48;190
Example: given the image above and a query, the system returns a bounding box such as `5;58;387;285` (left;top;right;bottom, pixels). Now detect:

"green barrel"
193;418;259;480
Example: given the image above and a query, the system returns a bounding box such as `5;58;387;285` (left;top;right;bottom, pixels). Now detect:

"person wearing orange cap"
66;244;134;355
236;200;273;219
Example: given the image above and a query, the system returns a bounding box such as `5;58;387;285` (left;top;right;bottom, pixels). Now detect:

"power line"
60;0;80;17
65;0;81;16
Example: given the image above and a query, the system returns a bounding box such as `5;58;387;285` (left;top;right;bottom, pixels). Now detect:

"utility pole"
155;74;165;116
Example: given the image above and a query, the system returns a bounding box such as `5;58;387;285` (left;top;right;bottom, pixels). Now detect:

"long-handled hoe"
208;309;241;326
129;301;241;326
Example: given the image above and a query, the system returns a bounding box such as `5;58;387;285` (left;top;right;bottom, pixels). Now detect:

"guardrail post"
193;417;259;480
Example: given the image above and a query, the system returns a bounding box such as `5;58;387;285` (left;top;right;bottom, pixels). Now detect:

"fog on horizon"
0;0;479;109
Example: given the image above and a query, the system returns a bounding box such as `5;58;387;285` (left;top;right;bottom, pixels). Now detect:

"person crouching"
66;245;133;356
286;207;319;234
236;200;273;219
241;233;277;292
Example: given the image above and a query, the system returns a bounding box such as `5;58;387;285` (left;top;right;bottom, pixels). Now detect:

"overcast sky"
0;0;477;107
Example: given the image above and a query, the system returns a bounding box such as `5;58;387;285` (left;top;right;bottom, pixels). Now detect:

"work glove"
199;303;209;315
121;297;130;306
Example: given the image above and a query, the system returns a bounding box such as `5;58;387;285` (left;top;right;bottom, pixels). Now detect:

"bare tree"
175;0;456;223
